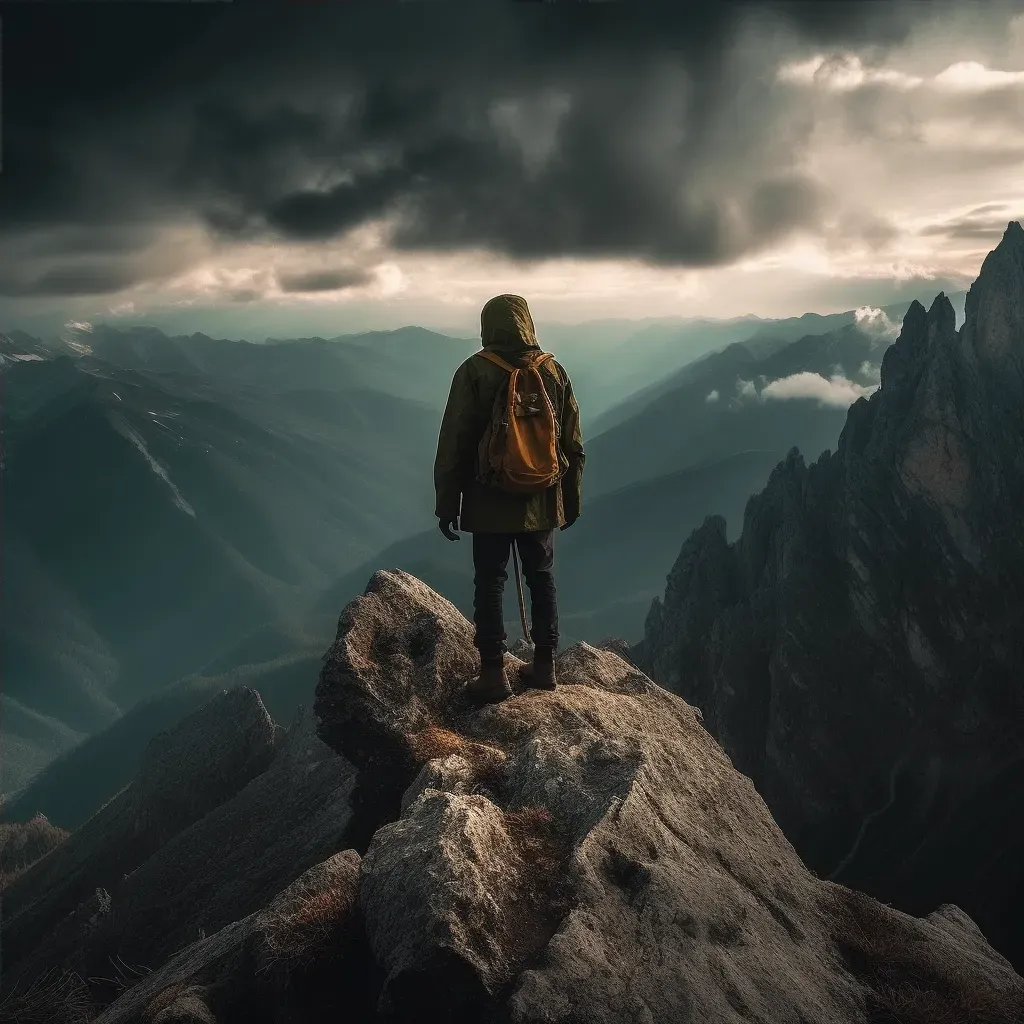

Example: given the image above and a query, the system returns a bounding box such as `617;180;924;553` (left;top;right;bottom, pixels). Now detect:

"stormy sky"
2;1;1023;339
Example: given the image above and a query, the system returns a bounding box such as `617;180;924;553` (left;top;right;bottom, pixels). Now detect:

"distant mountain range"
0;289;968;813
39;323;480;411
13;293;967;425
584;303;953;496
317;448;786;645
586;298;954;436
1;345;440;794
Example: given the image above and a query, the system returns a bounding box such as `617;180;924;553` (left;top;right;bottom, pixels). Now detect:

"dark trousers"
472;530;559;661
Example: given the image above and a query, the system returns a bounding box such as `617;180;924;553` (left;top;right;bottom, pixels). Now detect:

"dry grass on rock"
257;889;356;988
0;814;69;889
255;863;362;991
407;724;508;794
0;968;95;1024
497;804;574;971
141;982;213;1023
503;806;564;883
831;888;1024;1024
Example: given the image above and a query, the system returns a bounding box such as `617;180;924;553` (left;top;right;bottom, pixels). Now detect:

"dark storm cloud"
0;1;951;295
0;264;140;298
20;225;157;258
276;268;374;293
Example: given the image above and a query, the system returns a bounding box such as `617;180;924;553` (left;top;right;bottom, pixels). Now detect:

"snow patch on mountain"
106;412;196;517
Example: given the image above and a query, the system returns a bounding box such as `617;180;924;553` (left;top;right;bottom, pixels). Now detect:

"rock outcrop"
635;222;1024;968
1;687;280;981
92;849;373;1024
95;704;356;969
308;569;1024;1023
8;571;1023;1022
0;691;357;1005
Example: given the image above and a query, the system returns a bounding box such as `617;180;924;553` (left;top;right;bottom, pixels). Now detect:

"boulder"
315;569;1024;1022
94;849;364;1024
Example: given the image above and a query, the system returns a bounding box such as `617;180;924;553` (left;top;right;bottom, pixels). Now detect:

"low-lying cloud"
854;304;900;341
761;371;877;406
736;378;759;401
734;370;876;408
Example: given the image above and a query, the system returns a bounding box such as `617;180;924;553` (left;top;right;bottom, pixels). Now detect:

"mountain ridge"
634;221;1024;968
0;351;440;794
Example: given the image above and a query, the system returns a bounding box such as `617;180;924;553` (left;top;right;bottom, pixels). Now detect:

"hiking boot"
520;646;556;690
467;659;513;705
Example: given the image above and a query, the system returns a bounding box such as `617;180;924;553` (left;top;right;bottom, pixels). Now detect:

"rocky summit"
635;222;1024;969
14;569;1020;1024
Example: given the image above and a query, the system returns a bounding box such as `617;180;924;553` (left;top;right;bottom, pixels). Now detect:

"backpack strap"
476;350;556;373
476;350;517;373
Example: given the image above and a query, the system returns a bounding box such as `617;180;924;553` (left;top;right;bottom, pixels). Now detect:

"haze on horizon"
1;1;1022;341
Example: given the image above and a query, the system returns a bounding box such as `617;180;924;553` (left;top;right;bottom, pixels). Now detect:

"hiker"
434;293;585;704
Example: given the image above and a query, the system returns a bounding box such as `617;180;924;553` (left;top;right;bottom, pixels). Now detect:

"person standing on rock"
434;293;585;704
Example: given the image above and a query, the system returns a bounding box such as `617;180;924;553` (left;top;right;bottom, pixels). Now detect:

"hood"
480;294;541;362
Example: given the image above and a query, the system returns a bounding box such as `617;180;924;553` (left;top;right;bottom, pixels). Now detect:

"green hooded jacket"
434;294;585;534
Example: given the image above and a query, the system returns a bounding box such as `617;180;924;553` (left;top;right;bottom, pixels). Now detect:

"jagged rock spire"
635;224;1024;971
962;220;1024;391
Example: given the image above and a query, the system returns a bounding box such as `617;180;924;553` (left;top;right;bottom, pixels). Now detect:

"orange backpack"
475;350;569;493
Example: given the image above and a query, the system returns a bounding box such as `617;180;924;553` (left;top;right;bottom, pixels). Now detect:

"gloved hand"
439;517;461;541
560;516;578;532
